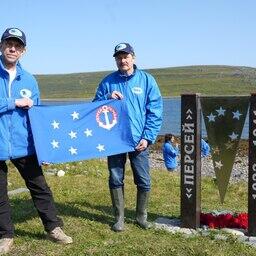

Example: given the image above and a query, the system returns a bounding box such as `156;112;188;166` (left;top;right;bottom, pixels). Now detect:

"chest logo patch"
20;89;32;98
132;86;143;94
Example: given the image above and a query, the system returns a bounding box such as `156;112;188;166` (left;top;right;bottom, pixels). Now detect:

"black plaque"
248;93;256;235
180;94;201;228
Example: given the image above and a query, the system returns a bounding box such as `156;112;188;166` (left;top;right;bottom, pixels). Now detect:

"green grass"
35;65;256;99
6;157;255;256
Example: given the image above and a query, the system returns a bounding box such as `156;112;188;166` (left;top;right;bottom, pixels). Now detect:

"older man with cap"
93;43;163;232
0;27;73;254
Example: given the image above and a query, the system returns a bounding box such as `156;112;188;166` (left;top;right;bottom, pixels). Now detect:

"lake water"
42;97;249;139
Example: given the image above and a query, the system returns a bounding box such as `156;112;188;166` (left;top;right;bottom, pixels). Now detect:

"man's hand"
15;98;33;108
111;91;123;100
135;139;148;152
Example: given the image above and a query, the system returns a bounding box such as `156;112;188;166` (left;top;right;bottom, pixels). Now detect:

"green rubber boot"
110;188;124;232
135;190;151;229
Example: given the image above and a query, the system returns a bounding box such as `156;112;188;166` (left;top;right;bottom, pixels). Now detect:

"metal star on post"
232;110;242;120
216;106;226;116
207;113;216;122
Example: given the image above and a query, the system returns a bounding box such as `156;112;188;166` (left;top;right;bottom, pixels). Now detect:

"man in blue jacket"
93;43;163;232
0;27;72;254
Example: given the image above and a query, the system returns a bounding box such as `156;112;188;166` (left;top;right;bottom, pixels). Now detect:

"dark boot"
136;190;151;229
110;188;124;232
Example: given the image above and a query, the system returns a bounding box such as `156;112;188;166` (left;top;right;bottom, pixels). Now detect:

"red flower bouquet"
200;211;248;229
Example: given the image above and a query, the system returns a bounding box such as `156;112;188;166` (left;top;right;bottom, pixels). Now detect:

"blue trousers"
107;149;150;191
0;155;63;238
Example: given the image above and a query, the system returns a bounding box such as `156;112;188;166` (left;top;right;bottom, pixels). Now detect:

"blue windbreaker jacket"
201;139;210;157
0;56;40;160
93;66;163;145
162;142;180;169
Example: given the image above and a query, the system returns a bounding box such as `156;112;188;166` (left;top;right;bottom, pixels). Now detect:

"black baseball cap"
1;28;26;46
113;43;135;57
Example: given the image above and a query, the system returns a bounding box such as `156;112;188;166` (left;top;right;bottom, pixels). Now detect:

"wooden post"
248;93;256;236
180;94;201;228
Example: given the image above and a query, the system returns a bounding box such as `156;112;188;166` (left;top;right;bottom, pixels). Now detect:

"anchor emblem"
96;105;117;130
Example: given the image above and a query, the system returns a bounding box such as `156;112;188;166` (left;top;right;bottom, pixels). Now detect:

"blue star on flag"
51;120;60;129
97;144;105;152
69;147;77;155
71;111;79;120
68;130;77;139
51;140;59;148
84;128;92;137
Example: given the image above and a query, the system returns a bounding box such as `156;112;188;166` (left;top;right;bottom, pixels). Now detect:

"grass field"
6;157;256;256
36;65;256;99
5;65;256;255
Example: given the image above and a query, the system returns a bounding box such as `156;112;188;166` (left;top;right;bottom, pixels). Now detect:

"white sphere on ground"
57;170;65;177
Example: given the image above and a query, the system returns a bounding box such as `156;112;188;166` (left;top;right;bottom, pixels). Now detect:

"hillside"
35;65;256;99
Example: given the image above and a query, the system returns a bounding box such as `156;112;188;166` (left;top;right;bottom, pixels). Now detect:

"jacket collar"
118;64;137;78
0;55;23;77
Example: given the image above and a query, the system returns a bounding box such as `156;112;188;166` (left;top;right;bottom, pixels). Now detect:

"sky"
1;0;256;75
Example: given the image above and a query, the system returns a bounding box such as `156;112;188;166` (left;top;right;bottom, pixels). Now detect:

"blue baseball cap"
113;43;135;57
1;28;26;46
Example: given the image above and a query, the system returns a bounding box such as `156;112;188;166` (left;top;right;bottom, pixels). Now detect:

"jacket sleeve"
142;76;163;144
31;77;40;106
164;143;179;157
0;98;16;113
92;81;111;102
0;76;40;113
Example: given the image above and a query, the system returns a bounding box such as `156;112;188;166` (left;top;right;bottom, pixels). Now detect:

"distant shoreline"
41;96;177;101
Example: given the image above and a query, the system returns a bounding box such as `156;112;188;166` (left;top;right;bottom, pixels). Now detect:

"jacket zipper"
7;73;12;158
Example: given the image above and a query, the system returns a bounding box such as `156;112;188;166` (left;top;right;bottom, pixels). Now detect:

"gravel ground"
149;150;248;183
